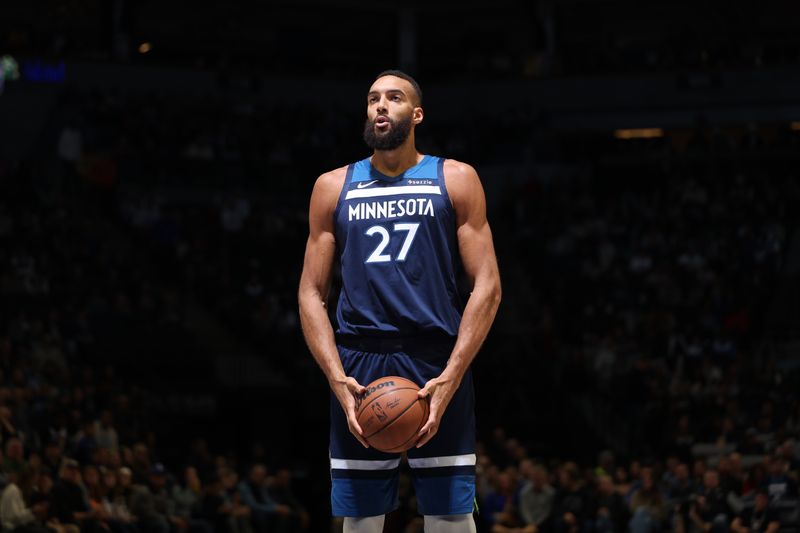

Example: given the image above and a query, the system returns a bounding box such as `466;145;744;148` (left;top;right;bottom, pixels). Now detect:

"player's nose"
376;96;388;113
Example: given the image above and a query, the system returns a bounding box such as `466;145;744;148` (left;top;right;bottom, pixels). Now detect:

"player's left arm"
417;159;501;447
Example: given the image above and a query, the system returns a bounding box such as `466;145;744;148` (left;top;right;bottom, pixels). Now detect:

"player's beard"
363;115;413;151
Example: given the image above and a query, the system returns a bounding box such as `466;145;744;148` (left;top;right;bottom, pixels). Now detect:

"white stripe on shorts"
330;458;401;470
407;454;477;469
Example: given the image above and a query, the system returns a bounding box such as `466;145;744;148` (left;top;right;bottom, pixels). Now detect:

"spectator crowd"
0;76;799;533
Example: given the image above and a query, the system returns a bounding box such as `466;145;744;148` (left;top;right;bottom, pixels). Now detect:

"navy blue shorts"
329;338;476;517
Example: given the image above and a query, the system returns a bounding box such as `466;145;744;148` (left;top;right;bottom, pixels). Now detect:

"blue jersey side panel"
333;155;462;338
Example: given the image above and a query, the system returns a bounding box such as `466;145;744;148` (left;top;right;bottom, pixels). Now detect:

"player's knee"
423;513;476;533
343;515;386;533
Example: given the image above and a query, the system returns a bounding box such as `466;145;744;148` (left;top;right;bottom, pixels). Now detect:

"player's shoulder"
315;164;349;191
308;165;350;216
442;158;483;202
442;158;479;181
311;164;349;202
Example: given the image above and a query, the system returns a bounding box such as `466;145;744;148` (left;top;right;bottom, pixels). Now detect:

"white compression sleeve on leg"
343;515;386;533
423;514;477;533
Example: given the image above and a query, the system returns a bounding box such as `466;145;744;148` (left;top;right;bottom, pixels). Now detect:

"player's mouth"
375;115;391;131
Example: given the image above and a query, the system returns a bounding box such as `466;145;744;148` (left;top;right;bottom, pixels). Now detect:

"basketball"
355;376;429;453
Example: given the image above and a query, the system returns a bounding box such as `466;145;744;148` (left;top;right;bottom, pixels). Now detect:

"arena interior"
0;1;799;532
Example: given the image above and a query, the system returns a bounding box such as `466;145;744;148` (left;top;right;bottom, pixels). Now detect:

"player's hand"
332;376;369;448
416;374;458;447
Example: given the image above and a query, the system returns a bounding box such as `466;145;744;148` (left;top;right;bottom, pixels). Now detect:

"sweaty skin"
298;75;501;449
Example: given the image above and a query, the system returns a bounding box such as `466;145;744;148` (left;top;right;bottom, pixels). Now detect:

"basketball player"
298;70;501;533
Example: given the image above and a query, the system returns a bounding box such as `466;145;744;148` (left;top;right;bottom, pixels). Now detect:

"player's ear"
413;106;424;125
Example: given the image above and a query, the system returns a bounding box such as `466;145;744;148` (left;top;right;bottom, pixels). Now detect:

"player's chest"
339;177;450;225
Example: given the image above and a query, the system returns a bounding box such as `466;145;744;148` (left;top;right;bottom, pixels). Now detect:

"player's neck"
370;141;422;178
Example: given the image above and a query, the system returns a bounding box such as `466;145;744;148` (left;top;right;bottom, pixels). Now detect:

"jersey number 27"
364;223;419;263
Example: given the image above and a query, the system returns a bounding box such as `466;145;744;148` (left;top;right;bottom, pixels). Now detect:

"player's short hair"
374;69;422;106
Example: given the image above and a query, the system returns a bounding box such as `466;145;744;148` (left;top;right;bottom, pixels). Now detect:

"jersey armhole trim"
332;163;355;222
437;157;454;209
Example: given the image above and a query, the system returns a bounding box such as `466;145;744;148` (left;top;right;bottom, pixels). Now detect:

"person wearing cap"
128;463;172;533
49;459;102;532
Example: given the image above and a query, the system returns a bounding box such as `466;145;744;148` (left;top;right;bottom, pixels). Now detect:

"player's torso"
333;155;462;338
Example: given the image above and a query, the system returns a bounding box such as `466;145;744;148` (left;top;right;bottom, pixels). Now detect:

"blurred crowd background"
1;1;800;532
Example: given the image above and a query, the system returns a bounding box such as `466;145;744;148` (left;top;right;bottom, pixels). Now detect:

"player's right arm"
298;168;369;448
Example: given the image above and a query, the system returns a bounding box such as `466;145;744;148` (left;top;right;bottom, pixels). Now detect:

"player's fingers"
417;407;437;437
418;420;432;436
417;381;433;398
417;384;435;399
346;409;364;436
347;416;369;448
416;423;438;448
350;428;369;448
346;377;366;394
418;376;442;398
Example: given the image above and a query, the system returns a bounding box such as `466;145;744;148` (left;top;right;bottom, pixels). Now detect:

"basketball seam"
357;379;419;412
364;396;427;442
356;387;419;423
358;387;420;437
382;401;429;452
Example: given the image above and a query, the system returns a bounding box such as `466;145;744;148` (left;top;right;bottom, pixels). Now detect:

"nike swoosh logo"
357;180;380;189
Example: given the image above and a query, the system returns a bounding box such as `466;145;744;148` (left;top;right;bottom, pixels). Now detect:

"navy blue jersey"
333;155;462;338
